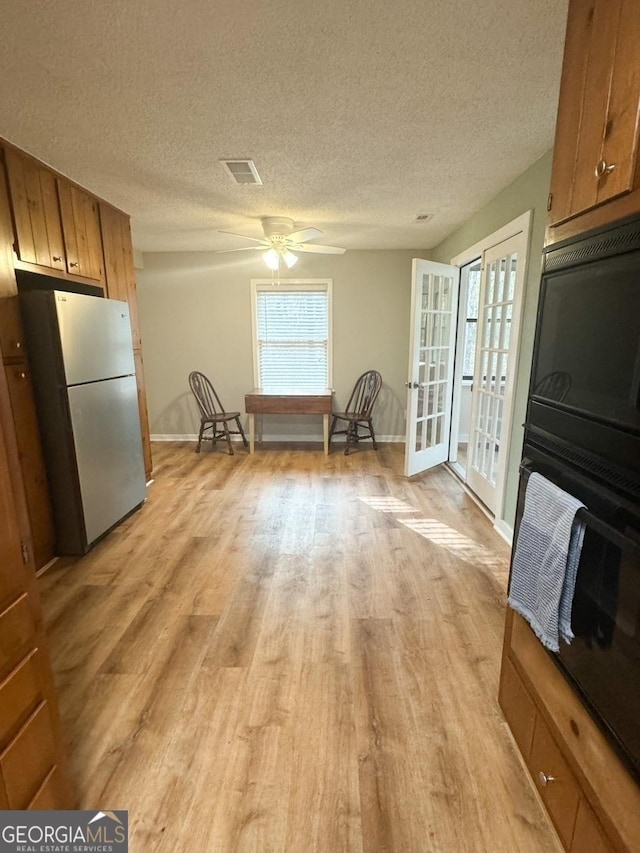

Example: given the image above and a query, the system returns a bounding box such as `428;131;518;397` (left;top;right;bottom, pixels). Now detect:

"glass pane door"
405;259;459;477
467;239;520;511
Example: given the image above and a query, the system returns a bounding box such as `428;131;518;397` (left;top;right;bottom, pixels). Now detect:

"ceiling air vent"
413;213;433;223
220;159;262;185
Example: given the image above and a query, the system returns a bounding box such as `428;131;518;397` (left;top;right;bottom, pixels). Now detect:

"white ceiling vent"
413;213;433;223
220;159;262;185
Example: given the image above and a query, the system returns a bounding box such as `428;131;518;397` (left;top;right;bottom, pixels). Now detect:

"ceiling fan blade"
218;230;267;244
288;227;323;243
294;243;346;254
215;245;266;253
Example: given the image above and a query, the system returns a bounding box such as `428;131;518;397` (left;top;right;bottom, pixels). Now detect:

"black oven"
528;213;640;490
513;212;640;786
517;442;640;784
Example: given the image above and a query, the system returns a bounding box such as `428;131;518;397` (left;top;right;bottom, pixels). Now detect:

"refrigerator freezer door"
53;291;135;385
67;375;146;546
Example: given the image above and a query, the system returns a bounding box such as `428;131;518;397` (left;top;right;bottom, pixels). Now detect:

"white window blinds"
255;285;330;391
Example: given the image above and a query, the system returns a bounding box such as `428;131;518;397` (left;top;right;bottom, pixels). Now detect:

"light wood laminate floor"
40;442;561;852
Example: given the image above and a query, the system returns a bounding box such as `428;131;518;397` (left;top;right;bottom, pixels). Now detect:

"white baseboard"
150;433;405;443
493;518;514;546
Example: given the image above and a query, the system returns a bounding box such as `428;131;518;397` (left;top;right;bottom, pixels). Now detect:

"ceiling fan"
217;217;346;270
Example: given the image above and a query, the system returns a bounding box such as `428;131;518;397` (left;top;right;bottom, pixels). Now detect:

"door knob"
404;381;420;389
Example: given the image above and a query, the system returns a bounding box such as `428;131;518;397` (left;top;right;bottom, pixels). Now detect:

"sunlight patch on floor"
396;517;503;568
357;496;420;513
358;496;504;570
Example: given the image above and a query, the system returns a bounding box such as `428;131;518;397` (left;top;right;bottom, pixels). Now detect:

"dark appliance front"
516;442;640;784
514;213;640;785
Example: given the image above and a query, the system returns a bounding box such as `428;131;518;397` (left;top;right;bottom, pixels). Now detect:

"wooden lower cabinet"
529;713;581;848
28;766;64;809
0;355;72;808
0;700;57;808
571;800;613;853
3;361;55;569
498;657;537;757
500;609;638;852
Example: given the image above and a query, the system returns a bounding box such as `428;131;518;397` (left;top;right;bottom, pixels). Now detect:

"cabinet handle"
52;255;63;262
595;160;616;178
537;771;556;787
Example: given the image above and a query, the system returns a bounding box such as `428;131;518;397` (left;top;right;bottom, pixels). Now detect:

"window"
462;261;481;380
251;279;332;390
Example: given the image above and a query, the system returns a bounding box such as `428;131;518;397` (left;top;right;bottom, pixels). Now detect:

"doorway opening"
450;258;481;480
404;211;531;533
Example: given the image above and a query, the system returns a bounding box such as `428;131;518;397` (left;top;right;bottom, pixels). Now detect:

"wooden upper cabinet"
57;182;104;283
3;148;66;272
548;0;640;243
100;203;129;302
100;202;141;348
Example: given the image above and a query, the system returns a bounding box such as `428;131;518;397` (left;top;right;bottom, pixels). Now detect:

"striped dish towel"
508;471;586;652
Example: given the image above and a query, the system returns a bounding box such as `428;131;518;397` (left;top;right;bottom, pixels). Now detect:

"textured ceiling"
0;0;568;253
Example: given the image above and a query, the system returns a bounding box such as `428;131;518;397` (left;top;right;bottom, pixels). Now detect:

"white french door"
466;233;526;512
404;259;459;477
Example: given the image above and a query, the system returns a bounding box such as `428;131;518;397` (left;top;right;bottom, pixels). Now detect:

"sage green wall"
431;149;553;529
136;250;420;442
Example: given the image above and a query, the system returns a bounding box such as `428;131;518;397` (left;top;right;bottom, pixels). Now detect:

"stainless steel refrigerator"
20;289;147;555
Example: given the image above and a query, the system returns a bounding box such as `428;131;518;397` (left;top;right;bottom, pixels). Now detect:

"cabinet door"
134;349;153;479
571;800;612;853
4;363;55;571
529;714;581;848
3;148;66;271
499;657;537;759
0;297;26;361
122;222;141;349
100;203;130;303
549;0;640;225
57;181;104;282
0;366;73;808
0;404;27;615
0;155;18;300
0;700;57;808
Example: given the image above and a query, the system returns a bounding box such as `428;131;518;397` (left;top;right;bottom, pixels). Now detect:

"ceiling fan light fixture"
263;248;280;270
283;250;298;269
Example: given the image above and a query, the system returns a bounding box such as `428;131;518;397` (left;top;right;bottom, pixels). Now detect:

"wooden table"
244;388;334;454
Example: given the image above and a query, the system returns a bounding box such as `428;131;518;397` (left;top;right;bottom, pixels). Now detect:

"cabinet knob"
537;771;556;787
19;371;26;379
52;255;63;262
69;261;79;268
595;160;616;178
14;341;21;349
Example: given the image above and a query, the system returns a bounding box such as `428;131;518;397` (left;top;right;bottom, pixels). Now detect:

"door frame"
448;210;532;533
449;258;480;475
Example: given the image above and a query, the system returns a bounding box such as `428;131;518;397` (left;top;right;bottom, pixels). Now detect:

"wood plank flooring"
39;442;562;852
